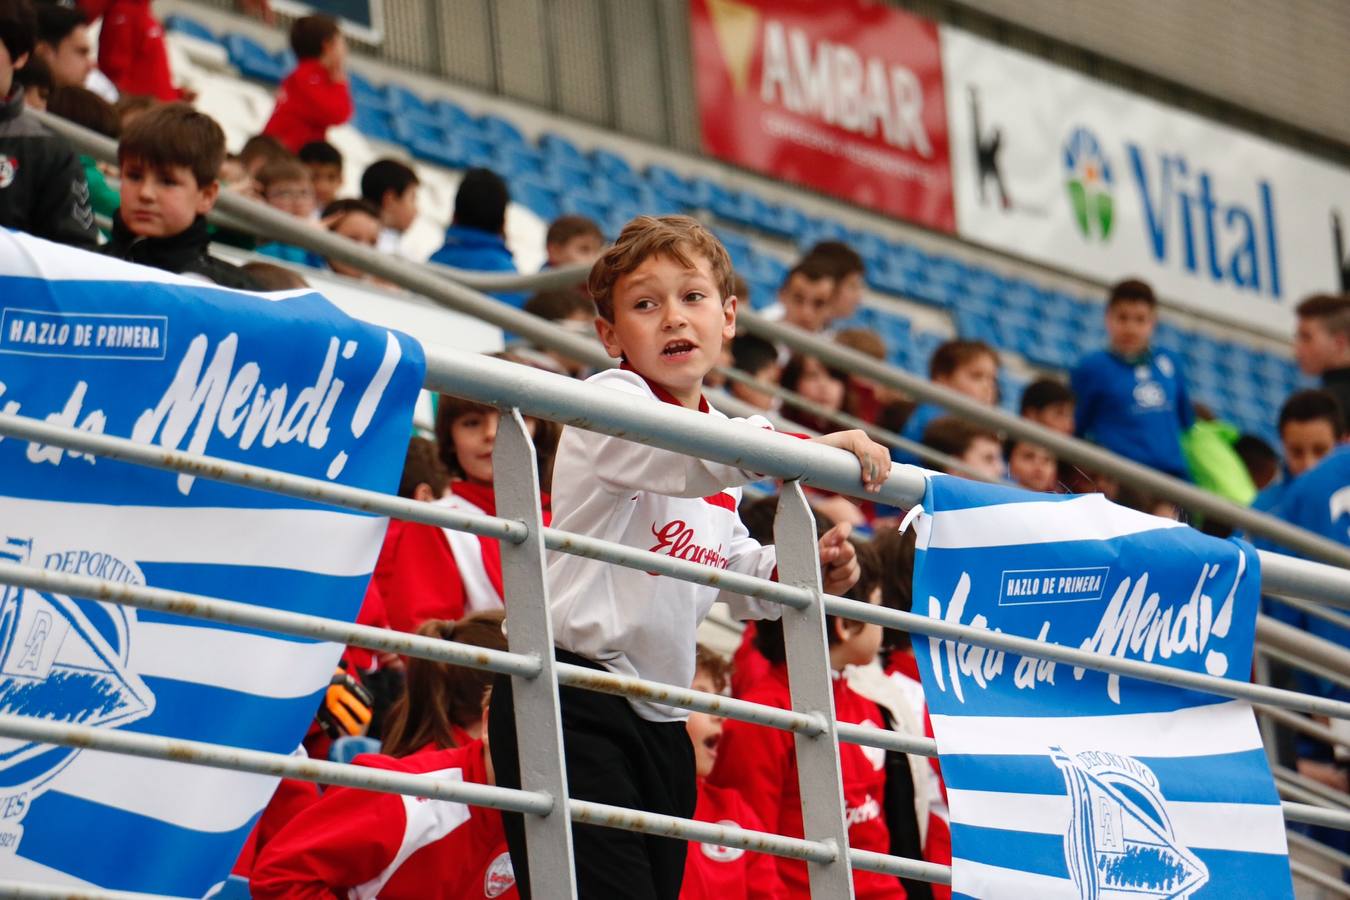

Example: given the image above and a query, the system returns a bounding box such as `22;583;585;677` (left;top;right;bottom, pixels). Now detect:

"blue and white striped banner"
911;475;1291;899
0;230;424;896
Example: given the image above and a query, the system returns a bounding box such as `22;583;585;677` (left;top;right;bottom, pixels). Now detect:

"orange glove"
316;664;374;739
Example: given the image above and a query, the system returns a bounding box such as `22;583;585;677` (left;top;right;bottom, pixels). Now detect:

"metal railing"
33;108;1350;568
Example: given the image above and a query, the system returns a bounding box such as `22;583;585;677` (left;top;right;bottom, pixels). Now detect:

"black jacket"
0;86;98;248
1322;368;1350;423
101;211;260;290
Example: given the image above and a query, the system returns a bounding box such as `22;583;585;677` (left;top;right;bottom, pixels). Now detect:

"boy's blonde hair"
588;215;735;322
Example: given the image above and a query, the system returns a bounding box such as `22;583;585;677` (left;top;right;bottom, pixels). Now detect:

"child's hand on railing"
819;522;859;596
810;429;892;493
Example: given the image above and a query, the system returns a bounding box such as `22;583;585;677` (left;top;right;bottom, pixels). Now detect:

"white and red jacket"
711;664;906;899
547;367;786;721
681;780;786;900
250;740;517;900
373;481;532;633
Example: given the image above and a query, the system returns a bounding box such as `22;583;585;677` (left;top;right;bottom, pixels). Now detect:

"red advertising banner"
689;0;954;231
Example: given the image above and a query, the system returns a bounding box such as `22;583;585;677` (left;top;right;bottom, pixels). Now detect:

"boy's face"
834;585;884;669
596;252;736;408
383;184;419;232
306;162;343;208
937;353;998;406
796;356;844;411
39;25;93;88
960;436;1006;482
264;177;316;219
1106;299;1156;357
119;160;218;238
780;273;834;333
1009;441;1057;493
327;210;381;278
1283;419;1339;478
1294;316;1349;375
548;233;604;268
685;671;723;779
831;271;865;322
1027;401;1074;435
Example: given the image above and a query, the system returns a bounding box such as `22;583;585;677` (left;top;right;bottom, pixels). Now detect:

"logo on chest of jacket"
484;851;515;897
648;519;728;569
0;157;17;189
700;822;746;862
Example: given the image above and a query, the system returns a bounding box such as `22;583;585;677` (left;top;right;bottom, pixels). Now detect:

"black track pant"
488;649;696;900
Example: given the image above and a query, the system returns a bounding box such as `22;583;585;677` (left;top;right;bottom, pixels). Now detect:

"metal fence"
16;111;1350;897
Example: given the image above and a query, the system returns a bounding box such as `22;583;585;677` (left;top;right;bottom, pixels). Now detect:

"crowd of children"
2;0;1350;891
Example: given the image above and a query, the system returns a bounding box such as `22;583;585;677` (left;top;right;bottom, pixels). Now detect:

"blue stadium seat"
163;14;217;44
276;48;297;72
591;175;644;209
384;83;438;123
393;117;451;163
591;148;635;180
224;33;287;83
560;194;610;226
330;736;381;765
511;176;562;222
348;71;388;110
479;114;527;147
684;176;723;210
539;132;587;165
434;99;476;133
352;104;396;143
644;165;692;206
712;228;753;270
494;144;548;179
543;159;595;195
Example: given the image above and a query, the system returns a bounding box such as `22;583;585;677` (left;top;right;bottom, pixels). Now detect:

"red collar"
620;361;709;413
451;480;496;516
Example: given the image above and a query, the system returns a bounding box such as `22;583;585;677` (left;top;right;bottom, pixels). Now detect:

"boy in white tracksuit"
488;215;892;899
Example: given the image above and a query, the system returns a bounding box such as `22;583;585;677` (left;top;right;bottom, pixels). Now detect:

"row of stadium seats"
165;13;1302;442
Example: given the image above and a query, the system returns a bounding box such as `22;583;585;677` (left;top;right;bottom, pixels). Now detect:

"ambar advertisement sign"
689;0;954;232
943;27;1350;333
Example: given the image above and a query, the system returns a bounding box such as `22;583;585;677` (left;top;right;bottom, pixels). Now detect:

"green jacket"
1182;419;1257;506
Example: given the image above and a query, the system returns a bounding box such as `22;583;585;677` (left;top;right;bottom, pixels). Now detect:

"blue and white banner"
911;475;1291;899
0;230;424;895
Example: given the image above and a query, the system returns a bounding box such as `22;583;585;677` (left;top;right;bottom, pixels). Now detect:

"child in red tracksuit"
374;408;553;632
712;544;906;900
77;0;178;101
681;646;785;900
251;613;514;899
262;15;351;153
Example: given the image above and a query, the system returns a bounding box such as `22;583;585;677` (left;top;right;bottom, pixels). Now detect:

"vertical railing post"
493;409;578;899
774;481;857;898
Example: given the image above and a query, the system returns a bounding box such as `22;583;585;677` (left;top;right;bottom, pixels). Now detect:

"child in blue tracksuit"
1071;279;1194;480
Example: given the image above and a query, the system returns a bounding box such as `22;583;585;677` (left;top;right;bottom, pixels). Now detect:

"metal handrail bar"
1259;644;1350;694
1267;593;1350;632
1257;614;1350;687
1257;704;1350;752
1279;778;1346;811
738;311;1350;568
34;108;1347;565
1289;859;1350;898
1287;829;1350;874
1284;801;1350;830
0;883;182;900
1274;765;1350;811
715;365;989;479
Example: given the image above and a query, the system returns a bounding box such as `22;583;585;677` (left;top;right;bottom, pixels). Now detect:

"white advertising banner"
942;27;1350;334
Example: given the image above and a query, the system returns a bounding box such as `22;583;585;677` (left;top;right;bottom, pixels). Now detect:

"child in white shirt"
488;215;891;900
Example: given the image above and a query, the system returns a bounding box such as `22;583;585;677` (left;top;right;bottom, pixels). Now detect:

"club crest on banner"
1052;747;1208;898
0;536;154;855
